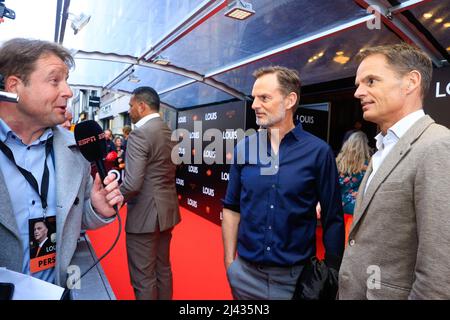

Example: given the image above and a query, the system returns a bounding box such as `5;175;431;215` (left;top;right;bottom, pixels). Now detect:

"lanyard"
0;136;53;217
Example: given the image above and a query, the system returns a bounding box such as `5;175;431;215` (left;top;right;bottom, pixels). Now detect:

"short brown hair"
357;43;432;100
0;38;74;85
253;66;301;107
122;125;132;135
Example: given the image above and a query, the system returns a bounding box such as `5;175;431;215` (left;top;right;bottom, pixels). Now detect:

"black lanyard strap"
0;136;53;213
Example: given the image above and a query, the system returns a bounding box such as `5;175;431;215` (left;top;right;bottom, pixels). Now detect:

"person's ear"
5;75;21;93
285;92;298;111
405;70;421;95
137;101;145;115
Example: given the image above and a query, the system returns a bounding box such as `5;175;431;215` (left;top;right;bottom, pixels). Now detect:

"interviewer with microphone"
0;38;123;291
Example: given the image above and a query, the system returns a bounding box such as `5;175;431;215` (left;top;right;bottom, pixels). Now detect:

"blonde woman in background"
336;131;372;244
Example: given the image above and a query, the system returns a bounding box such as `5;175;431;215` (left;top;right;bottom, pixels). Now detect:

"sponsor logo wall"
176;101;246;225
425;66;450;128
294;102;330;143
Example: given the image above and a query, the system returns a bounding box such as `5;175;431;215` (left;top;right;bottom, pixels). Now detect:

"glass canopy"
0;0;448;109
0;0;57;43
159;0;368;75
160;81;235;108
409;0;450;52
113;65;193;94
64;0;211;57
213;23;401;95
70;59;131;87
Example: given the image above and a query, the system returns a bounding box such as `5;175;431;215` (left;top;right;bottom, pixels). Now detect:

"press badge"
29;216;56;273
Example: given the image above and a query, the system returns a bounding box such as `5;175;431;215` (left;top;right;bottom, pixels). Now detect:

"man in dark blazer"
120;86;181;300
30;220;55;258
339;43;450;299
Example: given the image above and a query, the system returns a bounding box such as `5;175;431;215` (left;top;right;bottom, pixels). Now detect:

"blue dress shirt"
0;119;56;283
223;124;344;267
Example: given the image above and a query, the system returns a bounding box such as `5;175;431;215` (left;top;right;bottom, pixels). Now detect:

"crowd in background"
92;126;132;183
3;37;450;301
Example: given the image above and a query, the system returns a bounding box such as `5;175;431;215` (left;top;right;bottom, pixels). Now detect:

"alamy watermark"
366;5;382;30
367;265;381;290
66;265;81;290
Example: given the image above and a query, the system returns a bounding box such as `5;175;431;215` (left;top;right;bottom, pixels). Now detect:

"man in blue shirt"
0;38;123;289
222;66;344;299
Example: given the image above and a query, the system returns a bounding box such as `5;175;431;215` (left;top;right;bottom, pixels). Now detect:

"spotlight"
68;12;91;35
128;74;140;83
224;0;255;20
333;55;350;64
152;55;170;65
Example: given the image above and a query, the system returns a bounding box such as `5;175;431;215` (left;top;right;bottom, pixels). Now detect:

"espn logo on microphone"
77;133;105;146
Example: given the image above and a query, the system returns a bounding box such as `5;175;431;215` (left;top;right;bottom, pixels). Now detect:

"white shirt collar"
135;113;160;128
39;237;49;248
375;109;425;151
374;132;385;151
389;109;425;140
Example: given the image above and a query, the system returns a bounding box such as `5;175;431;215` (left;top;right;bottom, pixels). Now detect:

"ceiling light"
444;22;450;28
308;52;325;63
434;18;443;23
447;46;450;51
423;13;433;19
224;0;255;20
68;12;91;35
336;51;344;56
333;55;350;64
152;55;170;65
128;74;140;83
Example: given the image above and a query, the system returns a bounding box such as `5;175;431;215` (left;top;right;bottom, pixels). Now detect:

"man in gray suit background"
120;86;180;300
0;38;123;289
339;43;450;299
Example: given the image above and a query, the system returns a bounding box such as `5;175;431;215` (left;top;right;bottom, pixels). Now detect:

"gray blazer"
339;115;450;299
0;127;112;286
120;117;180;233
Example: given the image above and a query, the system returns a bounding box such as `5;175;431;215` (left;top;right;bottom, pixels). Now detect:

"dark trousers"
126;226;173;300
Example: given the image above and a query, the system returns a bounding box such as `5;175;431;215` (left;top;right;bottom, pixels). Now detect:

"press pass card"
28;216;56;273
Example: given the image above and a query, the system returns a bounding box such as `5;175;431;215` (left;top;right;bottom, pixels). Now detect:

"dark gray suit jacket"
120;117;180;233
339;115;450;299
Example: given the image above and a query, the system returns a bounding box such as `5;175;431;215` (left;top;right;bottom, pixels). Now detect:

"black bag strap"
0;136;53;215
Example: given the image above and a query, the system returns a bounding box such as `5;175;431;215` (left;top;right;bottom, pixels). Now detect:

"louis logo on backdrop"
171;121;280;175
435;81;450;98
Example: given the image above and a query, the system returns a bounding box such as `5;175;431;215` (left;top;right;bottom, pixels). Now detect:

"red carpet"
87;206;325;300
87;206;232;299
